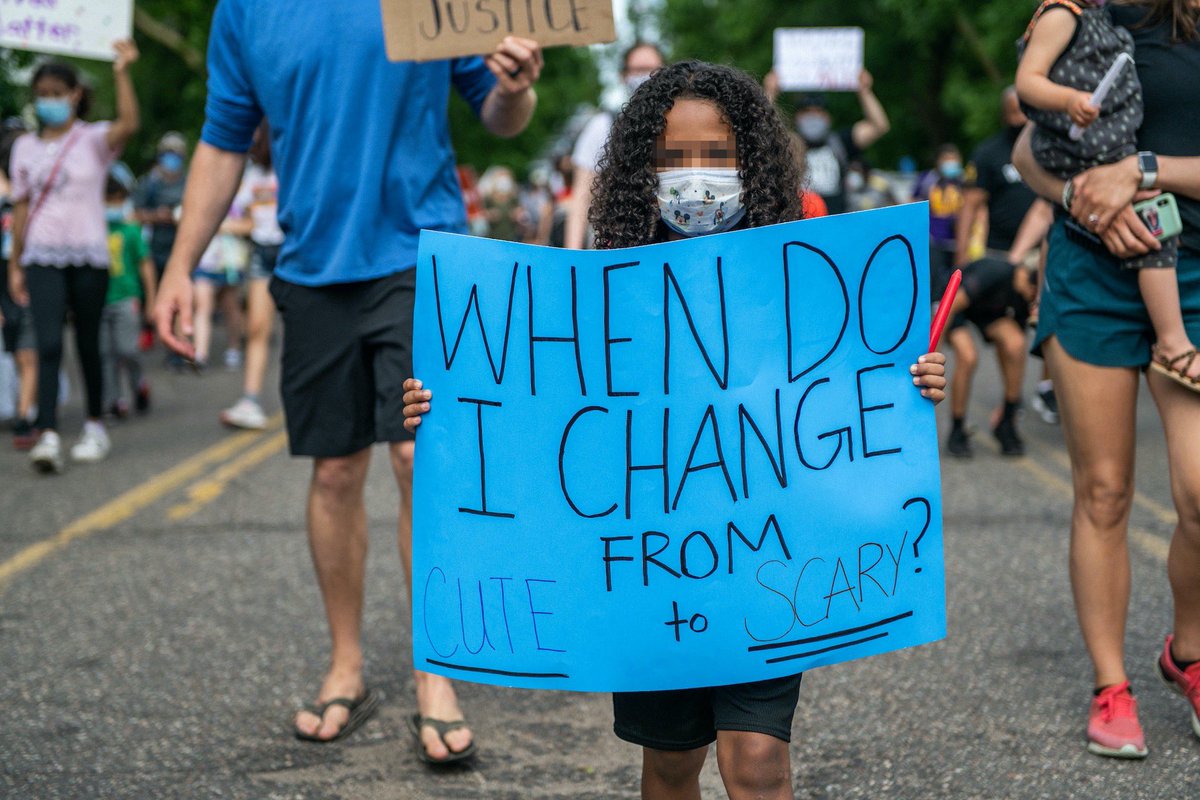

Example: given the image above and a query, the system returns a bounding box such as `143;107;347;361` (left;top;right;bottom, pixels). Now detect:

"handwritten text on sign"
774;27;864;92
380;0;616;62
412;204;945;692
0;0;132;61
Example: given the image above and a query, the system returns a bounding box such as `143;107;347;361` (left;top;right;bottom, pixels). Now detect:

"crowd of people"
2;0;1199;795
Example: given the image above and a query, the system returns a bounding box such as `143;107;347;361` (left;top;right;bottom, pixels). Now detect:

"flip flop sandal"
1150;346;1200;395
294;688;381;742
407;713;477;765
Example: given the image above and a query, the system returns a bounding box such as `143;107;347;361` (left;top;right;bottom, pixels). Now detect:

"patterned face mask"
656;167;745;237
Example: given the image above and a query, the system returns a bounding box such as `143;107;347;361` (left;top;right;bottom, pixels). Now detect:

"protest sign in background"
774;27;864;92
0;0;131;61
411;204;944;692
380;0;615;62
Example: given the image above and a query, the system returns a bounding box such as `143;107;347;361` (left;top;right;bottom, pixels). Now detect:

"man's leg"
390;440;473;759
293;447;373;740
985;317;1029;455
641;746;707;800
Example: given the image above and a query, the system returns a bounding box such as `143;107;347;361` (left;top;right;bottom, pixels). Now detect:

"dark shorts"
1;295;35;353
612;673;803;751
269;269;416;457
929;244;966;334
1034;219;1200;367
248;243;281;282
960;257;1030;338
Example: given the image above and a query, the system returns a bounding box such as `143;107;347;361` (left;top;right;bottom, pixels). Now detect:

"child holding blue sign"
404;60;946;799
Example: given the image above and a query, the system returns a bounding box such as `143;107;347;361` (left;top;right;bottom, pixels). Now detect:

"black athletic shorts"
269;269;416;457
959;257;1030;337
612;673;803;751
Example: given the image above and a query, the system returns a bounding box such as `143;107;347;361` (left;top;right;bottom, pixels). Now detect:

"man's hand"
1066;91;1098;128
154;265;196;359
112;39;139;74
485;36;543;95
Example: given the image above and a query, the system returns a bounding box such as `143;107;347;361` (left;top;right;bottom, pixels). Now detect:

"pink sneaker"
1156;634;1200;740
1086;681;1148;759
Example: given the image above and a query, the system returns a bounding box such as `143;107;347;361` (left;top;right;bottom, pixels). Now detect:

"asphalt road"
0;328;1196;799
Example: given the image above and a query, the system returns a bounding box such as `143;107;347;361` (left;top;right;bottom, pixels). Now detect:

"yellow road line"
166;430;289;521
0;414;284;591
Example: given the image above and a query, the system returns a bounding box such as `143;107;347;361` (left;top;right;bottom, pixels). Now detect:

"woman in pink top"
7;42;140;473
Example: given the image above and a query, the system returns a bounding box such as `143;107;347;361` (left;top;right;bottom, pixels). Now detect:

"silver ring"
1087;213;1100;227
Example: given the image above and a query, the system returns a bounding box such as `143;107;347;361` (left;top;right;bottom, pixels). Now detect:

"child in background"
101;164;154;418
400;61;947;800
190;208;247;372
1016;0;1200;392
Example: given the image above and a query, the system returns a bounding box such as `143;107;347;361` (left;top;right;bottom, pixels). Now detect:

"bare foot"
295;667;365;741
414;671;472;759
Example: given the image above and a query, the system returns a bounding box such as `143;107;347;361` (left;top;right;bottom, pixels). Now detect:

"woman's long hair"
1122;0;1200;41
590;60;803;250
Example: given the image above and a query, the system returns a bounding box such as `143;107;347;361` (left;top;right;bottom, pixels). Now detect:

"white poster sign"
0;0;133;62
774;27;864;92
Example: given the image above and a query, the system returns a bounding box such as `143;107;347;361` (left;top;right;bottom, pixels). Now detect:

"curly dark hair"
590;60;803;250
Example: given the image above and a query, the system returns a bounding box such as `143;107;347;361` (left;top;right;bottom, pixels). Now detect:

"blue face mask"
35;97;72;128
159;152;184;173
939;160;963;180
106;205;126;224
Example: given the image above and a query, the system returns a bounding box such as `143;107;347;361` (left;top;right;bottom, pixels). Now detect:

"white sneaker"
30;430;64;474
219;397;267;430
70;424;111;463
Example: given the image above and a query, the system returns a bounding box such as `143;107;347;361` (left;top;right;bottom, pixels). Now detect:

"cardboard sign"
380;0;615;62
0;0;132;62
774;27;864;92
411;203;945;692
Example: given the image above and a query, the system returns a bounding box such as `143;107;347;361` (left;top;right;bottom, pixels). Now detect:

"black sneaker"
993;416;1025;456
947;427;973;458
12;419;37;451
135;381;151;413
1030;387;1059;425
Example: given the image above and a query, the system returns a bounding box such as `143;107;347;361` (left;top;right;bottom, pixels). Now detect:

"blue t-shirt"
202;0;497;286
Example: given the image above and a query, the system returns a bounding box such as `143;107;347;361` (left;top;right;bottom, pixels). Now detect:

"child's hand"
402;378;432;433
1066;91;1099;128
910;353;947;405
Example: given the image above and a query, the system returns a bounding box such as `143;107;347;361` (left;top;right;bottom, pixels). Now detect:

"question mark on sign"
902;497;931;573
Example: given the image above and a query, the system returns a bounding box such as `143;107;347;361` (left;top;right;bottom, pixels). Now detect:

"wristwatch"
1137;151;1158;190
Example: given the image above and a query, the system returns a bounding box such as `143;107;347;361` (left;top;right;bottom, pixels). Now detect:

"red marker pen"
929;269;962;352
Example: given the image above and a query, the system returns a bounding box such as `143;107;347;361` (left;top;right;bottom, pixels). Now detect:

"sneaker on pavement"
220;397;267;430
946;427;973;458
30;430;64;474
135;381;151;414
1156;634;1200;740
993;416;1025;456
1030;388;1059;425
70;424;111;463
1087;681;1148;759
12;419;37;451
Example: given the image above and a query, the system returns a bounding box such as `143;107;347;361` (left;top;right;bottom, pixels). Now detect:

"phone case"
1134;193;1183;241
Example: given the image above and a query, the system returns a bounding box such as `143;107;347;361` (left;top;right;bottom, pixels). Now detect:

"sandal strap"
416;715;468;736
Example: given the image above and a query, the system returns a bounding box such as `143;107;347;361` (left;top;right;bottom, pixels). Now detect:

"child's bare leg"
715;730;791;800
1141;268;1200;381
641;747;706;800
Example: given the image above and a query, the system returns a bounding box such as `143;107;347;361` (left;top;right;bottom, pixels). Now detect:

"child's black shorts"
612;673;803;751
269;268;416;457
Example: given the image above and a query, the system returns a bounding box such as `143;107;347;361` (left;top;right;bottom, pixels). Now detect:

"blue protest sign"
412;203;944;692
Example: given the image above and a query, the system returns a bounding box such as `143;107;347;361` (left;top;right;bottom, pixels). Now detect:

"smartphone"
1134;192;1182;241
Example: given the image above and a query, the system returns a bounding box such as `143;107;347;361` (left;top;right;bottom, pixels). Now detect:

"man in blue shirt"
154;0;542;761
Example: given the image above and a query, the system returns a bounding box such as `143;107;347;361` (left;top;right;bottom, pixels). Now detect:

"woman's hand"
112;39;139;74
8;263;28;307
910;352;947;405
1070;155;1140;234
402;378;432;433
1099;202;1161;258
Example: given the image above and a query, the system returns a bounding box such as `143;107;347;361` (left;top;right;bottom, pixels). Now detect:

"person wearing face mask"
564;41;666;249
769;69;891;216
480;165;525;242
100;163;155;419
7;44;140;472
134;132;189;284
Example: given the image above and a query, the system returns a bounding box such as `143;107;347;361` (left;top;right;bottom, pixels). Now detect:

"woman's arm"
7;199;28;305
1156;155;1200;201
105;40;140;152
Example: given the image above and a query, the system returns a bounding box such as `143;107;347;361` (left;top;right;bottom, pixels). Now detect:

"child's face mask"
656;167;745;237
